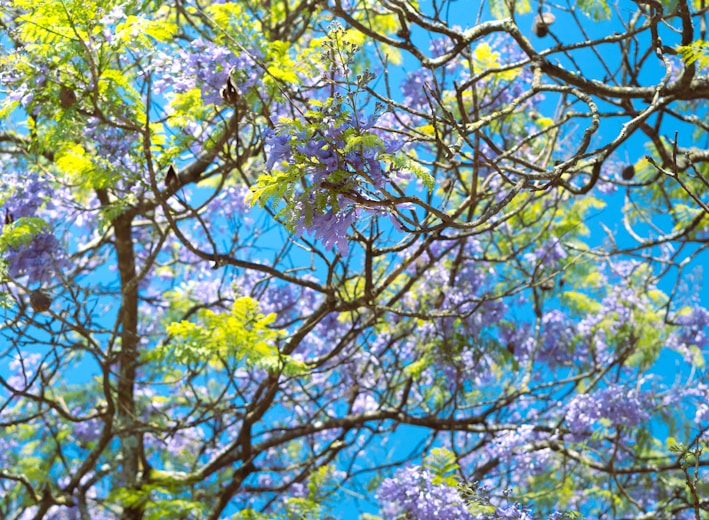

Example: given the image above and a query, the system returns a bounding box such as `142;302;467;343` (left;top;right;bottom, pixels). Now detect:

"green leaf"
488;0;531;18
56;143;118;190
404;352;432;378
423;448;460;486
0;217;50;251
155;297;305;374
381;153;434;191
248;172;291;208
562;290;603;314
677;40;709;69
342;132;385;154
672;203;703;228
576;0;611;20
115;14;178;45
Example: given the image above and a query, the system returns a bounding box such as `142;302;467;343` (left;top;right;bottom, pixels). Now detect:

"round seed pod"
30;289;52;313
59;86;77;108
532;12;556;38
621;165;635;180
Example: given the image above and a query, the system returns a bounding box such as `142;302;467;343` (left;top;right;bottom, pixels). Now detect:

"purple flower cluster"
401;33;532;118
262;107;404;255
564;385;650;438
532;310;576;366
1;172;70;283
83;117;138;172
488;504;536;520
376;464;569;519
376;465;474;519
489;424;536;462
524;240;567;265
72;414;103;444
293;200;357;255
1;172;49;219
7;352;42;391
4;231;67;284
667;305;709;358
152;38;260;106
401;68;435;108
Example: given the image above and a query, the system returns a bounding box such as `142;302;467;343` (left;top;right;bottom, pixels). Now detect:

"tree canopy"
0;0;708;518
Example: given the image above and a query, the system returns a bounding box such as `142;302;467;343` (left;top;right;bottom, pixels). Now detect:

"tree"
0;0;708;518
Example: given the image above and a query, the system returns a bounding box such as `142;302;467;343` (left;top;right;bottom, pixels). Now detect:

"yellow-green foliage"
164;297;281;364
266;41;302;86
576;0;611;20
156;297;307;375
206;2;260;36
114;11;177;46
472;42;520;81
423;448;460;486
488;0;531;18
677;40;709;69
109;485;207;520
0;218;49;252
56;143;112;190
281;464;342;519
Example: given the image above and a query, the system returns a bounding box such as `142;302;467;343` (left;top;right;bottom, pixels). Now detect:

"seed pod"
30;289;52;313
165;165;178;189
621;165;635;180
220;76;240;105
4;209;13;226
532;12;556;38
59;86;77;108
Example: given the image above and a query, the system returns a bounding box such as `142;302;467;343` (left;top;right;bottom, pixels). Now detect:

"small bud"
59;86;77;108
165;165;178;189
30;289;52;313
532;12;555;38
621;165;635;180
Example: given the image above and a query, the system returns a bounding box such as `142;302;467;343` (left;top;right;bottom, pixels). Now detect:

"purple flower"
695;403;709;425
534;310;576;365
1;171;72;283
377;465;474;519
401;69;433;107
265;131;295;170
565;385;650;439
523;240;567;265
72;418;102;444
5;231;70;284
493;504;536;519
294;205;356;255
668;306;709;355
7;352;42;391
152;39;260;106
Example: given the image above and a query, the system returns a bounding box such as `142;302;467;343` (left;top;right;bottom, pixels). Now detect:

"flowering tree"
1;0;708;518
